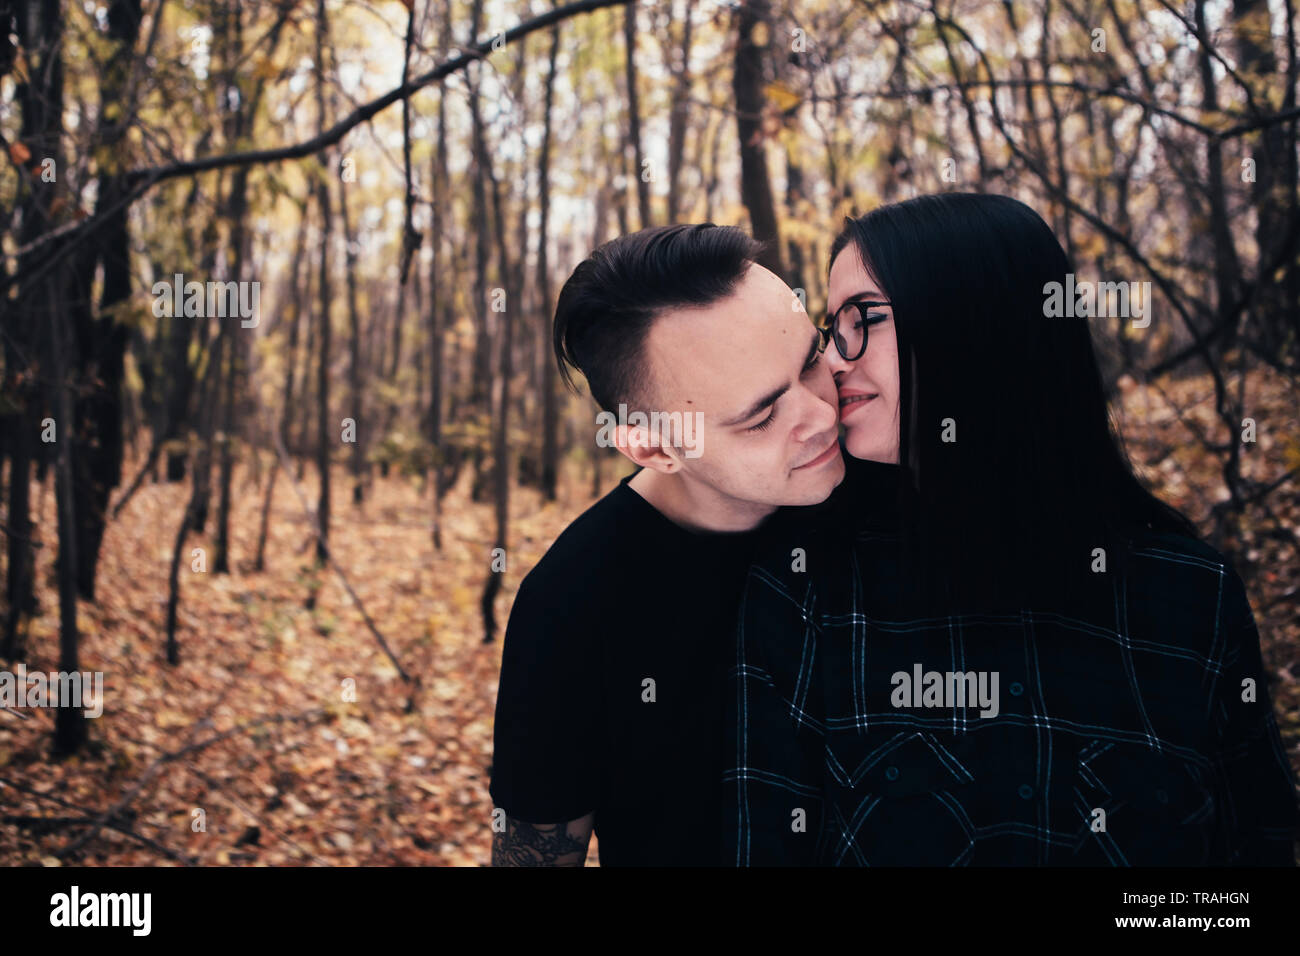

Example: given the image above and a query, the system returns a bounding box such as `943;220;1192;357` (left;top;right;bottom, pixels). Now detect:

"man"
488;224;845;865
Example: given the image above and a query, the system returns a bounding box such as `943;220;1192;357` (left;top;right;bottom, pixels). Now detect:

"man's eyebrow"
720;383;789;427
720;328;822;428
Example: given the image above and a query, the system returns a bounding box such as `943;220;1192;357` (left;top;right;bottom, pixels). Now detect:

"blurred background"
0;0;1296;865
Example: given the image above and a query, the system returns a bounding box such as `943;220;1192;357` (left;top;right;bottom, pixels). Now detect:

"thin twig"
183;760;333;866
0;775;194;864
53;658;255;858
248;344;413;682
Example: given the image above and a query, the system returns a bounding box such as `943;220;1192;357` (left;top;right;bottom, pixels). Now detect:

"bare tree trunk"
429;26;451;549
167;183;218;485
588;94;619;501
165;317;224;665
1233;0;1299;359
4;0;64;660
313;0;333;566
623;1;651;228
65;0;142;600
703;105;722;224
785;140;807;301
1038;0;1073;255
2;395;35;660
164;489;199;666
482;261;516;642
295;248;316;482
255;202;311;571
44;281;84;754
192;301;223;532
339;173;366;505
665;0;694;223
11;0;84;736
378;3;422;474
12;1;80;746
538;17;561;500
213;2;250;576
1192;0;1247;543
212;169;248;574
732;0;783;275
0;7;29;660
481;30;527;643
467;0;492;503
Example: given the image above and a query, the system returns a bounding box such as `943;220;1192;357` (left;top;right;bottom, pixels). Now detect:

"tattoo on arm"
492;815;591;867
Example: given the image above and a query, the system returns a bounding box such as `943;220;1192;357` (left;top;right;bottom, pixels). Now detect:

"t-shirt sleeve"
488;570;601;823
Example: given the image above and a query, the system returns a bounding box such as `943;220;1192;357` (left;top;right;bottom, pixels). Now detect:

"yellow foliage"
765;82;801;113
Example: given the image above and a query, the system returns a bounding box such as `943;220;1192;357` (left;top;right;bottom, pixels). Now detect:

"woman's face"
825;246;901;464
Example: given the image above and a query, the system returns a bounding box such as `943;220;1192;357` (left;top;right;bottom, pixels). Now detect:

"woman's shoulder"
1109;526;1258;645
1117;526;1231;571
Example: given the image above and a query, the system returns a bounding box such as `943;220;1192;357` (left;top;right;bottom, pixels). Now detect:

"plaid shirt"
723;463;1299;866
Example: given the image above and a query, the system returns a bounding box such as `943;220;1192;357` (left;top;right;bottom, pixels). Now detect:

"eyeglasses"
817;299;891;362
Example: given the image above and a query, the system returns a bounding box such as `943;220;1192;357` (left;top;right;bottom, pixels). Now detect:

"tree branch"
124;0;625;185
0;0;627;294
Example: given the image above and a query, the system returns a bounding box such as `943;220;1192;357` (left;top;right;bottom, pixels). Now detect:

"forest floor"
1;369;1297;866
1;443;624;866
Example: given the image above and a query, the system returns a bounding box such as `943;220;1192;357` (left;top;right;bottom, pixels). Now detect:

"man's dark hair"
553;224;767;412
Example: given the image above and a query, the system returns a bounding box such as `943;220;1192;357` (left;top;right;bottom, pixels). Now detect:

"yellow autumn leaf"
765;82;801;113
1282;435;1300;472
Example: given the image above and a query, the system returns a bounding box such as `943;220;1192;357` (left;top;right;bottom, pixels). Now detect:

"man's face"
641;264;845;510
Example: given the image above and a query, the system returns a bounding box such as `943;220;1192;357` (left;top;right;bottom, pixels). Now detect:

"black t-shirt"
488;471;768;865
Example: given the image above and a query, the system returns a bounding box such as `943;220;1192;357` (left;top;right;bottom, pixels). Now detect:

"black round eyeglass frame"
816;299;891;362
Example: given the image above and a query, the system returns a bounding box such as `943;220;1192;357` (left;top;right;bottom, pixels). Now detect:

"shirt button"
884;766;900;781
1009;682;1024;696
1018;784;1034;800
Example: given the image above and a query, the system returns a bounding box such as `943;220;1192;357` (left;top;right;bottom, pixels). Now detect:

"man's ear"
612;423;684;474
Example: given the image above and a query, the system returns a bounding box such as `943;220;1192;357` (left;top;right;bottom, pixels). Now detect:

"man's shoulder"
514;480;660;602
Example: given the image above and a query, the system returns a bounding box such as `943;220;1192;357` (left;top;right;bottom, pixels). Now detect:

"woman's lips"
839;391;878;420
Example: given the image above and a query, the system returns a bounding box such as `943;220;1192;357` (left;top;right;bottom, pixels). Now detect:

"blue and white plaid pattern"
723;526;1300;866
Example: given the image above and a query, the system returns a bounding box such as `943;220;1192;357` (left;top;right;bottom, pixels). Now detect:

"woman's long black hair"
829;192;1198;611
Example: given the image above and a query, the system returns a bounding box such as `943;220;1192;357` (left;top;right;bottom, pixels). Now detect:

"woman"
723;192;1298;866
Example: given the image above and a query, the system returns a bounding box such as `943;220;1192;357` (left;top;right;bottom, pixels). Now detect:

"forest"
0;0;1297;865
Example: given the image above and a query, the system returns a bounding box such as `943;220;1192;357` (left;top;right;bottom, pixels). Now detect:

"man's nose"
824;341;852;375
794;378;839;441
